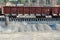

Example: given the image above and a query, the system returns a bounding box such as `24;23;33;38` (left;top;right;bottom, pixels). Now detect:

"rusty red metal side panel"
42;7;50;15
10;7;17;14
17;7;23;14
30;7;36;14
58;7;60;14
52;7;59;14
36;7;41;14
3;6;10;14
24;7;29;14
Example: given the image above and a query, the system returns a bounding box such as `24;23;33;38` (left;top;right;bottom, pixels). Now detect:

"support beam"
5;15;10;26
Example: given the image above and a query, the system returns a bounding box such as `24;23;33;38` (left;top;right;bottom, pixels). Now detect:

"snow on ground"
0;21;60;40
0;32;60;40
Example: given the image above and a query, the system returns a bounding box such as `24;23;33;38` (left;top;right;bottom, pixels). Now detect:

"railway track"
0;17;60;24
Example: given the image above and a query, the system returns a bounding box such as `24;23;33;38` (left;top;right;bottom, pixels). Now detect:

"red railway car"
36;7;41;14
58;7;60;15
17;7;23;14
10;7;17;14
52;7;59;16
30;7;36;14
3;6;10;14
3;6;60;18
24;7;29;14
41;7;50;16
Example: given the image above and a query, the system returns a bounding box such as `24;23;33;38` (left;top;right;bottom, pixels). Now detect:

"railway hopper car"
3;6;60;18
52;7;59;15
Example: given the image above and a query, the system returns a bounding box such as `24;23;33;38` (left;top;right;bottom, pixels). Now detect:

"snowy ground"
0;21;60;40
0;32;60;40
